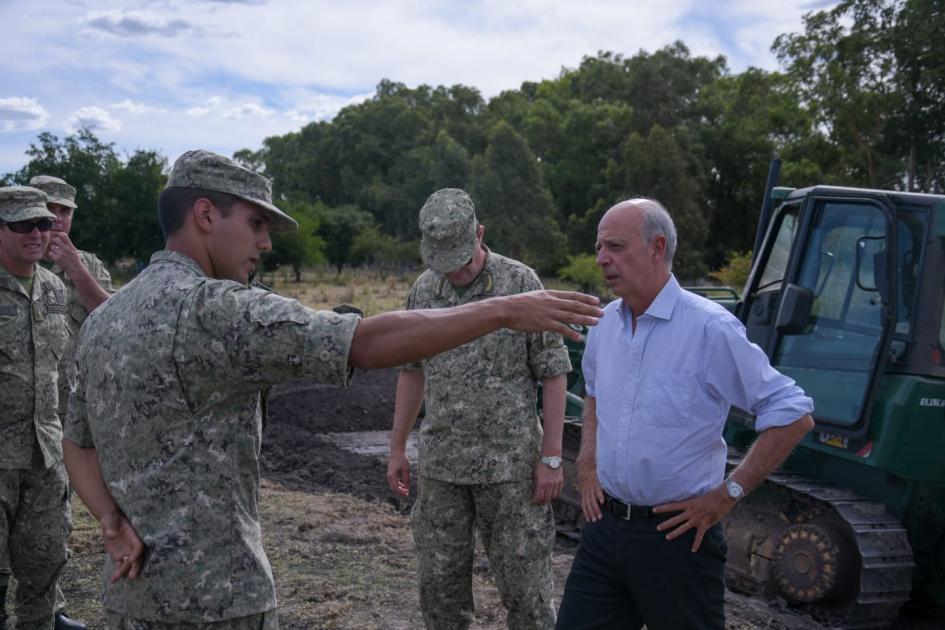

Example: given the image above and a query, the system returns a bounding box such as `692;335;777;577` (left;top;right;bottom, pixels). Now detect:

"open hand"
654;485;735;552
504;291;602;342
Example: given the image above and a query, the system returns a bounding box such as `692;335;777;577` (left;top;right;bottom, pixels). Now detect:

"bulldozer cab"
738;189;898;437
736;187;945;436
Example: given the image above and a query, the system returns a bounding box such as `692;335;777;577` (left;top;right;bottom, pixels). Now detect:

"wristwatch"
541;455;562;470
724;477;745;501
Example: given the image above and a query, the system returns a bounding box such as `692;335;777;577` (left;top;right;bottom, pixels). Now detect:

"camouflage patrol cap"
165;150;298;232
29;175;77;209
419;188;478;273
0;186;55;223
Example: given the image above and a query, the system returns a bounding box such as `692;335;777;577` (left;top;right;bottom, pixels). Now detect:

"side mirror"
775;283;814;335
855;235;885;292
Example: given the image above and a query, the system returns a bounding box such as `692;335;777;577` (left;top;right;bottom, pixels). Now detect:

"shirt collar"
617;273;680;325
0;266;31;297
436;244;494;300
645;274;680;321
149;249;208;277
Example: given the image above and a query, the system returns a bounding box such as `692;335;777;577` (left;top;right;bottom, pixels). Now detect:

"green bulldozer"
553;160;945;628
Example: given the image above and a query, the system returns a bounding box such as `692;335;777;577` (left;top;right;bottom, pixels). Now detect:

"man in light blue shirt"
556;198;814;630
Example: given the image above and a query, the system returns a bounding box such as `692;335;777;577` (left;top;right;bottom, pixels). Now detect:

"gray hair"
629;198;677;271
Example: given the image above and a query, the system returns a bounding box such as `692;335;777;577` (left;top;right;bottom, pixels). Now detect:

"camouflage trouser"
0;524;68;616
0;461;71;630
105;609;278;629
411;477;556;630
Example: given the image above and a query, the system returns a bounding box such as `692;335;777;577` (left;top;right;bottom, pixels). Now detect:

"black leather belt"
602;493;658;520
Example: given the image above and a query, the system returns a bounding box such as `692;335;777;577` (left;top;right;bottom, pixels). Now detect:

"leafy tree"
4;129;166;264
888;0;945;191
695;69;820;266
710;251;753;290
558;253;605;294
611;125;709;280
470;122;567;273
350;225;419;269
316;204;377;273
772;0;945;190
263;201;326;282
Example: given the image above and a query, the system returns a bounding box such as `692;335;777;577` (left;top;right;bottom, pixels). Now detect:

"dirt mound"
261;368;414;512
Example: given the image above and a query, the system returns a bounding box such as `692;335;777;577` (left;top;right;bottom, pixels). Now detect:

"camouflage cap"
165;150;298;232
29;175;77;209
419;188;477;273
0;186;55;223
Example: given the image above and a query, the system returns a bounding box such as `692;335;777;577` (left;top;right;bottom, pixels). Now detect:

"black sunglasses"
1;219;54;234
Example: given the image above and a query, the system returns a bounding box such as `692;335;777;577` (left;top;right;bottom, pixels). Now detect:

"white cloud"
111;99;167;114
83;10;194;38
186;96;225;118
185;96;276;120
223;102;273;119
282;92;373;125
0;97;49;132
65;106;122;133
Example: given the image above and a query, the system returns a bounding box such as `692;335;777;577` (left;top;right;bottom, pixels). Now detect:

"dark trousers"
556;509;726;630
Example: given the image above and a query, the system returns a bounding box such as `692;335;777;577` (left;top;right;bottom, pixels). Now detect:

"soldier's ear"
192;197;216;234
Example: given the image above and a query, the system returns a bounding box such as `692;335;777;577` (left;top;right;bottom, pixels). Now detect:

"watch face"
543;456;562;469
726;479;744;499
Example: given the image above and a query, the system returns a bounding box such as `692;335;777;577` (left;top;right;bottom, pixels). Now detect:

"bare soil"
51;368;826;629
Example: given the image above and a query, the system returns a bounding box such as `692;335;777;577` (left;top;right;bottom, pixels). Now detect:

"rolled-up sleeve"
527;330;571;379
183;284;360;388
704;316;813;431
581;321;600;398
63;365;94;448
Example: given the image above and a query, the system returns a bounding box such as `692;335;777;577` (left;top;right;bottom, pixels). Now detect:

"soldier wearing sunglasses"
0;186;79;630
0;173;98;630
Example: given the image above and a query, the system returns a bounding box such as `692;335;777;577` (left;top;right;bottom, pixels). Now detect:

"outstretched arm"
387;370;425;497
349;290;601;369
62;439;145;581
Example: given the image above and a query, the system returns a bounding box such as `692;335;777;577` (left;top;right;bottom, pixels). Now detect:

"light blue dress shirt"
583;275;814;507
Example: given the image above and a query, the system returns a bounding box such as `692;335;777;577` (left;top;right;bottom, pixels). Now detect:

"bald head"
601;198;677;270
596;198;675;308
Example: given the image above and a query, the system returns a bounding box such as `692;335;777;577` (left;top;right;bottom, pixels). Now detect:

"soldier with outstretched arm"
60;150;601;629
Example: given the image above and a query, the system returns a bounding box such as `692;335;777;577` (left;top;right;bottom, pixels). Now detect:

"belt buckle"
608;496;633;520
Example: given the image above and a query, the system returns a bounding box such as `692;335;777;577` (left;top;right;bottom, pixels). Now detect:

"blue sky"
0;0;836;174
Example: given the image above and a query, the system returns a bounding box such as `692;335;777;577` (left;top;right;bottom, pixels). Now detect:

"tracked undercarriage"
722;452;914;629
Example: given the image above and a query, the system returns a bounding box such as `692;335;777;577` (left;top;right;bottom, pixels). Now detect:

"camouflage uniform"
42;251;114;426
405;239;571;629
0;187;72;630
64;148;356;626
64;250;358;624
45;251;114;335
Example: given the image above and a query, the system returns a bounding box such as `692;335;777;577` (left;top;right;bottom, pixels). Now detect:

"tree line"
3;0;942;283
